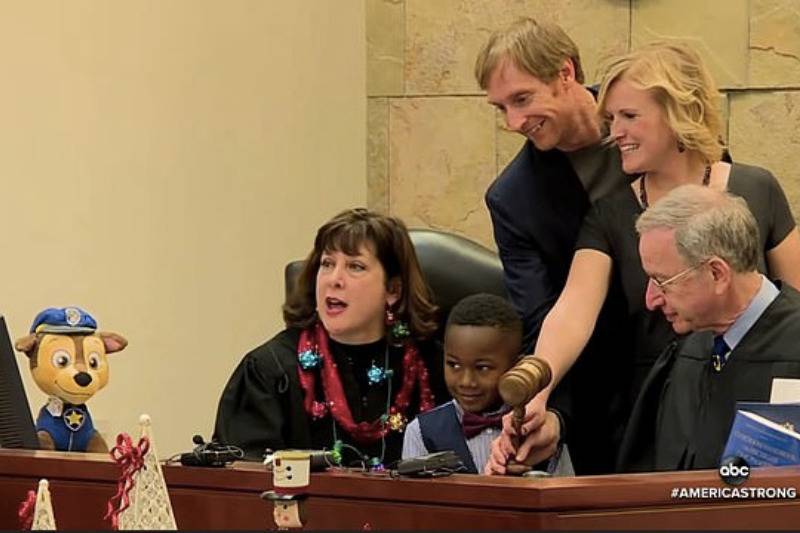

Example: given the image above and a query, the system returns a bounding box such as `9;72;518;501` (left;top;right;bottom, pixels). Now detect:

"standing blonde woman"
488;42;800;474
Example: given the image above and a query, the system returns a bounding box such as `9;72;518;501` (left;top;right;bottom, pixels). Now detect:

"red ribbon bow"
104;433;150;530
17;489;36;530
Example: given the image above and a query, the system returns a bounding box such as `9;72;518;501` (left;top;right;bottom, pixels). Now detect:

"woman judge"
488;42;800;473
214;208;444;467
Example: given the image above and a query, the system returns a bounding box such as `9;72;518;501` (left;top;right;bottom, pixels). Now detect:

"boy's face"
444;324;520;414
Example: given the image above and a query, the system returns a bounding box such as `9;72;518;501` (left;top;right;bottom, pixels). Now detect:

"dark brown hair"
283;208;439;340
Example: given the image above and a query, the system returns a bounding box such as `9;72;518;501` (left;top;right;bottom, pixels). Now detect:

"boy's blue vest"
417;401;478;474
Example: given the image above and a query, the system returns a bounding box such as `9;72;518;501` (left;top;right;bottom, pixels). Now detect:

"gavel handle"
505;406;531;476
513;407;526;445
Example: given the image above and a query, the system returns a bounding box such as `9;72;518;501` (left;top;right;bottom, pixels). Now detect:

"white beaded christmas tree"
31;479;57;530
117;414;177;530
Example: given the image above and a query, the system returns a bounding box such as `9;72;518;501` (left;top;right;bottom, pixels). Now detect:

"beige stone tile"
405;0;629;95
750;0;800;87
631;0;748;89
729;92;800;217
718;92;730;146
388;96;496;247
367;0;405;96
368;97;390;213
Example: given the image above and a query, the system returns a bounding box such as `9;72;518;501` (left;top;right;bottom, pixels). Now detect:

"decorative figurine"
113;415;177;531
262;450;312;530
18;479;57;530
15;306;127;452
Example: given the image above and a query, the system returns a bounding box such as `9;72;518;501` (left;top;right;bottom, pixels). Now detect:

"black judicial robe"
212;328;446;466
618;284;800;472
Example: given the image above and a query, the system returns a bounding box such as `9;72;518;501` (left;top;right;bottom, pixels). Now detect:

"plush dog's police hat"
30;307;98;334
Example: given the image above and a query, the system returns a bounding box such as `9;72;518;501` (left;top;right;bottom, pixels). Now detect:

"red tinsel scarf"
297;322;434;443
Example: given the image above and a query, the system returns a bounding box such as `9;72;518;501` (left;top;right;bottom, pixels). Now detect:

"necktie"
462;411;504;439
711;335;731;372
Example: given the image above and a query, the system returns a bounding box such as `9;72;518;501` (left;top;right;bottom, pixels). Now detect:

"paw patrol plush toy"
15;307;127;453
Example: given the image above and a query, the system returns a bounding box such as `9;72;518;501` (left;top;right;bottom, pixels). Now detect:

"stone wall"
367;0;800;248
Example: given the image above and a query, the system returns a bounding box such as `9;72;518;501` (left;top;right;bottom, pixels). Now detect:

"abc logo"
719;456;750;486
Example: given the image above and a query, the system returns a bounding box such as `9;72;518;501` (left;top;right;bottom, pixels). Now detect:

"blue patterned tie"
711;335;730;372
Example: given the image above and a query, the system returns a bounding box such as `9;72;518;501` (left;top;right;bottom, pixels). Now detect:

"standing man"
475;18;629;474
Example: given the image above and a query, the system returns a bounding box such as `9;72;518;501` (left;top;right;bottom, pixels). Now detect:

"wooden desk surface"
1;449;799;530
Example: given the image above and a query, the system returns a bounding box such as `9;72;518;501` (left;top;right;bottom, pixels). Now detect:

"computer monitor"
0;315;39;449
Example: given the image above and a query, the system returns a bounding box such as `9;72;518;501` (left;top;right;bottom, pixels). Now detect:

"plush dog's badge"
16;306;128;453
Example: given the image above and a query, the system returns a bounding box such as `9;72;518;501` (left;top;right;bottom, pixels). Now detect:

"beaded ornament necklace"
296;322;434;445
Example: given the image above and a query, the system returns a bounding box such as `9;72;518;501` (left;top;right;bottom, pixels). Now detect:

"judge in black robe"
618;183;800;473
618;284;800;472
213;208;446;467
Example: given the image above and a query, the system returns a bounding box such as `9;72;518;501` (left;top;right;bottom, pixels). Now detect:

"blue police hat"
30;307;98;334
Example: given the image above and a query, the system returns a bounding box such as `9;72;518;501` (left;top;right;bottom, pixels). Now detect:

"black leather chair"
284;228;508;324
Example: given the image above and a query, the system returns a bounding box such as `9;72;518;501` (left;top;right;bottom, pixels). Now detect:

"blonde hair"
597;42;724;163
475;17;583;89
635;185;759;273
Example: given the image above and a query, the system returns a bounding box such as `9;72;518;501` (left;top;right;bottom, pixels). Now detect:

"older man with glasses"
618;184;800;472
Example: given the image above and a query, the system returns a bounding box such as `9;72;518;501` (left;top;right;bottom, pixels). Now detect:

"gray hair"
635;184;759;273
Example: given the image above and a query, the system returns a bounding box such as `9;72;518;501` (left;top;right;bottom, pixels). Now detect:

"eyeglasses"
649;261;708;292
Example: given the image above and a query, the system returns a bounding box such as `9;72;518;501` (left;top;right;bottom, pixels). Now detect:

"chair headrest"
408;229;507;318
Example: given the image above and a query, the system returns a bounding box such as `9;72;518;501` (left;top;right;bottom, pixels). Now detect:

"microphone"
179;435;243;467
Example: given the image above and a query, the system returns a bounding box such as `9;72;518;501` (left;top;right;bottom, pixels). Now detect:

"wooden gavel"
497;356;552;476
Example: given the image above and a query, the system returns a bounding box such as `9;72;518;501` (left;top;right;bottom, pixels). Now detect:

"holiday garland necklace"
297;321;435;444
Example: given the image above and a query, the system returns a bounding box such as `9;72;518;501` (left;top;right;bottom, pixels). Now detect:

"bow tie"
462;410;504;439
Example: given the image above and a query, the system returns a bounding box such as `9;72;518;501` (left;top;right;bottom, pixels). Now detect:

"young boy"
401;293;521;474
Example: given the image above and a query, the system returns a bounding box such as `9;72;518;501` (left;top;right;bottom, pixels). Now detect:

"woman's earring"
677;140;686;153
385;306;409;345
